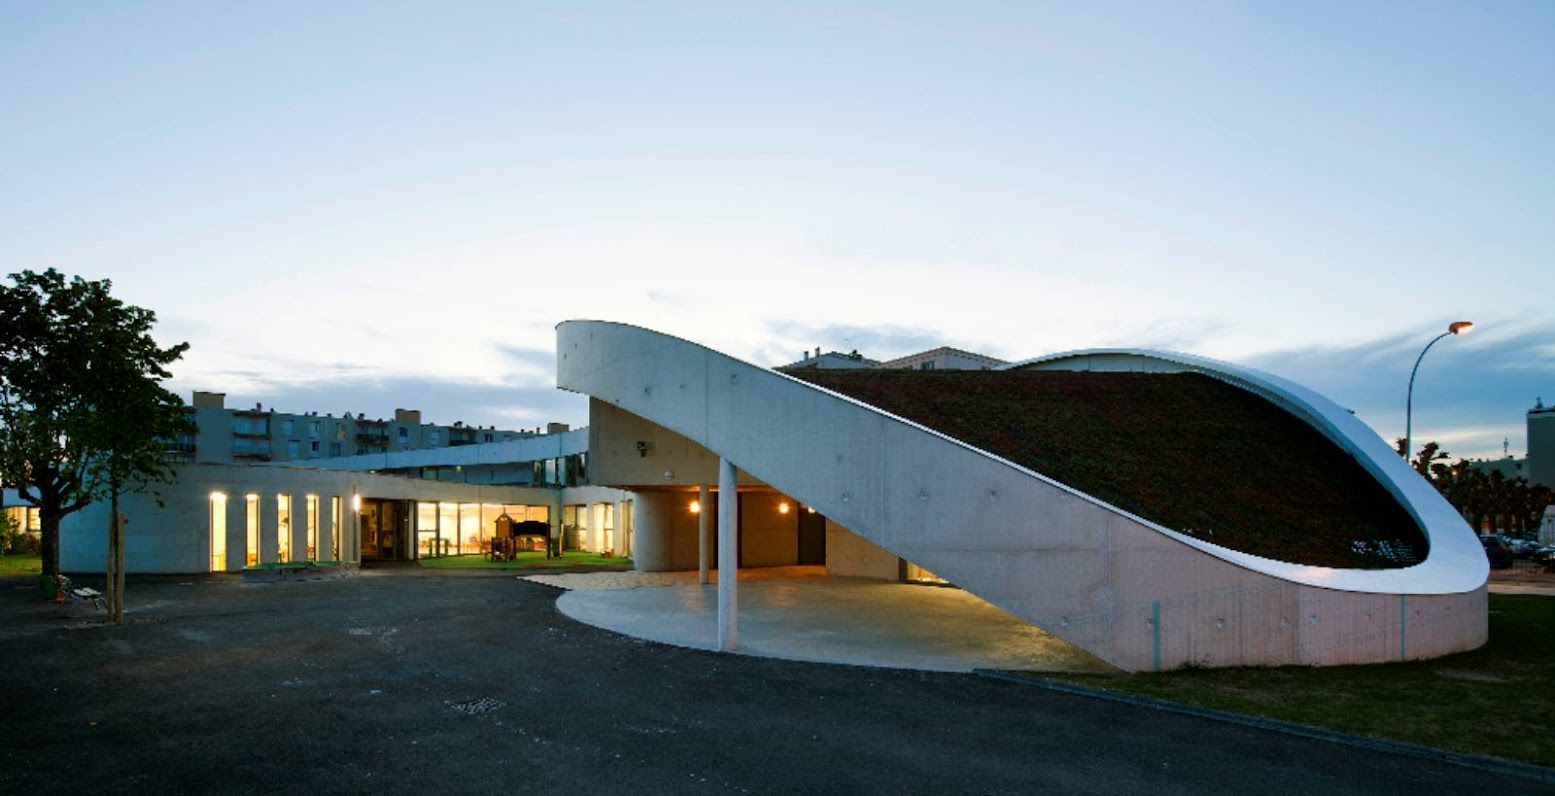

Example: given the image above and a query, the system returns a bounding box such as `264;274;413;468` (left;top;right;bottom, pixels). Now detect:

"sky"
2;2;1551;459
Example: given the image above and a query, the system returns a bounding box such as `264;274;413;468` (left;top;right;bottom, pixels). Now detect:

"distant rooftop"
777;344;1005;372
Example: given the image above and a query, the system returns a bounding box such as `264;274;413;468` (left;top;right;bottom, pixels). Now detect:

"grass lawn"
0;554;41;576
1047;593;1555;766
416;552;631;570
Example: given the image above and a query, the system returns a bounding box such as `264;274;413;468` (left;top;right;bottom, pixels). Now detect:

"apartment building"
170;391;550;465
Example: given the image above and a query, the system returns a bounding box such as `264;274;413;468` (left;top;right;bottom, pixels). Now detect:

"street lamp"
1405;320;1474;461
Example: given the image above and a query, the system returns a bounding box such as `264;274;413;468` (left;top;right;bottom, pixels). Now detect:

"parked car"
1505;538;1539;558
1480;535;1514;569
1531;545;1555;570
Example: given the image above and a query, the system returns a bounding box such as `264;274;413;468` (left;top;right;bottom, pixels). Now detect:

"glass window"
287;440;300;458
305;495;319;561
276;494;292;563
329;442;341;457
331;496;342;563
280;419;294;435
308;420;320;439
439;503;457;556
416;502;438;558
245;494;259;566
459;503;480;555
209;493;227;572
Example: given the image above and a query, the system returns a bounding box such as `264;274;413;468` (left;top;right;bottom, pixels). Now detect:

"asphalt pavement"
0;568;1545;795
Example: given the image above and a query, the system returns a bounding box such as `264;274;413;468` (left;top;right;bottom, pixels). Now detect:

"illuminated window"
209;493;228;572
595;503;614;554
331;496;342;563
305;495;319;561
439;502;457;556
277;494;292;563
459;503;480;555
416;502;438;557
245;494;259;566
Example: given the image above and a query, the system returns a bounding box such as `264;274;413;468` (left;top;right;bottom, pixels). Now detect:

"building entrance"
360;498;411;560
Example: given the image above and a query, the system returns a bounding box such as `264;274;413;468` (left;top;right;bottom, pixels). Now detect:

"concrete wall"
739;492;798;567
632;491;714;571
556;320;1489;671
588;402;765;489
825;520;899;580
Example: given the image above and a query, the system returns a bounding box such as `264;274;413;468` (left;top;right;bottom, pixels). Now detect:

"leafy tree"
0;269;188;616
1403;439;1555;536
1395;438;1450;478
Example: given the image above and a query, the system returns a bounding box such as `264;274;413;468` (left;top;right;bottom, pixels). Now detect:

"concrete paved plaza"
535;567;1112;673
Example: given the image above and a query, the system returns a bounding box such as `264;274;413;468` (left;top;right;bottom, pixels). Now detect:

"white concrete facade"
48;461;630;575
555;321;1488;672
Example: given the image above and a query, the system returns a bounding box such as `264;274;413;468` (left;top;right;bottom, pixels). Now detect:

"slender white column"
717;459;738;651
697;484;711;585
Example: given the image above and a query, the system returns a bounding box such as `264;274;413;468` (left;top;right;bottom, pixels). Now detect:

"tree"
1403;438;1555;537
0;270;189;615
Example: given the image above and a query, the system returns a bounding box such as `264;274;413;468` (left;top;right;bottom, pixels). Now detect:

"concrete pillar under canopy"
717;460;737;651
698;484;711;585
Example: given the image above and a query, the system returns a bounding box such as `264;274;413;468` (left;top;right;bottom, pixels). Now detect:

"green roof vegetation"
791;369;1426;569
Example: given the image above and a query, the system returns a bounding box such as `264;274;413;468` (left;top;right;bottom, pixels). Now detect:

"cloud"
496;344;554;371
1097;316;1233;353
1247;320;1554;460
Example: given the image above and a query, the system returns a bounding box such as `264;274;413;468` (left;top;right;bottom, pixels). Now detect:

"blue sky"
2;2;1550;459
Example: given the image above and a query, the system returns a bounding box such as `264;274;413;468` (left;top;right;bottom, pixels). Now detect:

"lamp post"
1405;320;1474;462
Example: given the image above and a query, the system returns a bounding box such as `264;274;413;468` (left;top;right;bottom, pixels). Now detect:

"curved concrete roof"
558;321;1487;670
1001;349;1486;594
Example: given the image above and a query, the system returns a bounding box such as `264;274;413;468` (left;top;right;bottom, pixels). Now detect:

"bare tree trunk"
105;500;117;621
105;485;124;624
40;508;60;578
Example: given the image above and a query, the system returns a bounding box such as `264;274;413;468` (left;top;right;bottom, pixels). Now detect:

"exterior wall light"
690;500;701;514
778;502;790;514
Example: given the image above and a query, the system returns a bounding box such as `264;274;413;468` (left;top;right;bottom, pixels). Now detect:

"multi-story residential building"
778;346;1006;373
170;391;548;465
876;346;1008;371
1530;398;1554;489
777;348;879;371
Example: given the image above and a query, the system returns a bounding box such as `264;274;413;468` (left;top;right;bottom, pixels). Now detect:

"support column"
698;484;711;585
717;459;738;651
